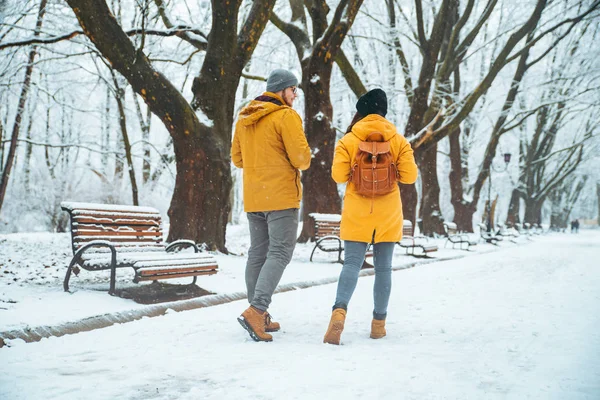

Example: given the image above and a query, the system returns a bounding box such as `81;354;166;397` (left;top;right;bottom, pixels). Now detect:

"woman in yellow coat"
324;89;418;345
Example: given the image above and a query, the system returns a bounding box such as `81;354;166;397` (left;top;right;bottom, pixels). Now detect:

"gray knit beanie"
266;69;298;93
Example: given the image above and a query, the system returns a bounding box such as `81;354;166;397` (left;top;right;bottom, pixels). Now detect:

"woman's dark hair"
345;112;364;133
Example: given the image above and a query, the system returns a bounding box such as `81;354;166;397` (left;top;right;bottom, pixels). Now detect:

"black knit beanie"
356;88;388;117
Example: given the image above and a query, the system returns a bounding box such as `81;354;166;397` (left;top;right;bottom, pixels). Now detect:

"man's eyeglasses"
289;86;298;94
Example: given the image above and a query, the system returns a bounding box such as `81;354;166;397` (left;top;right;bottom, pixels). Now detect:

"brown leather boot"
323;308;347;345
265;312;280;332
370;319;386;339
237;306;273;342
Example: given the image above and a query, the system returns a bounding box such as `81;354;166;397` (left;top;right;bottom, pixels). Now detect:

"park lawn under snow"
0;230;599;399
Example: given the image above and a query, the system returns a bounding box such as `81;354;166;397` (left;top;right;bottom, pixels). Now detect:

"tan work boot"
323;308;347;345
265;312;280;332
370;319;386;339
237;306;273;342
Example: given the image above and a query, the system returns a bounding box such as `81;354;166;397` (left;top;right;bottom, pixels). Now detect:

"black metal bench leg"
64;257;80;292
191;276;197;285
108;250;118;296
309;245;318;262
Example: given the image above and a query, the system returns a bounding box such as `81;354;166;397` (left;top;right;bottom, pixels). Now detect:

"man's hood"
351;114;398;141
238;92;288;126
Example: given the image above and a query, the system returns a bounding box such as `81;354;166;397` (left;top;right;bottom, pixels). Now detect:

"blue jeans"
334;241;395;319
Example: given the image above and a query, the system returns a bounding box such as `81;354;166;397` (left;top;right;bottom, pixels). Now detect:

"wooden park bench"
514;223;534;240
308;213;373;265
495;223;520;243
397;220;438;257
61;202;218;295
523;222;540;236
477;223;503;245
309;213;344;263
443;222;478;251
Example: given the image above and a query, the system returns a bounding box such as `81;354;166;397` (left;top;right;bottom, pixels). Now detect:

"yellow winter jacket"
332;114;418;243
231;92;311;212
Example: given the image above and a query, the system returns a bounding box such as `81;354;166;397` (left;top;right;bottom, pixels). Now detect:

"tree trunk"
133;94;152;184
506;189;521;226
112;77;139;205
524;198;542;225
418;145;444;235
298;60;341;242
0;118;4;169
167;123;231;252
597;182;600;227
23;107;35;191
449;127;475;232
0;0;47;215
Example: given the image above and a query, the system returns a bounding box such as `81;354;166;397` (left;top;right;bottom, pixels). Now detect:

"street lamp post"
487;152;512;232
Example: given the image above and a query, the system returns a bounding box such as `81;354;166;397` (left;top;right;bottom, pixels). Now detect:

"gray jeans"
245;209;299;311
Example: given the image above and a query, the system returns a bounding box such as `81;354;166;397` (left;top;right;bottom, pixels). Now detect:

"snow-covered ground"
1;227;599;399
0;220;479;333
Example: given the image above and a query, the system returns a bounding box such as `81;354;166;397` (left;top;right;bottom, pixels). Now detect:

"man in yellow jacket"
231;69;311;342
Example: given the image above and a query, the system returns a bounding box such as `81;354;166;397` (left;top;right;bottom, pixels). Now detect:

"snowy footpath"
0;230;599;399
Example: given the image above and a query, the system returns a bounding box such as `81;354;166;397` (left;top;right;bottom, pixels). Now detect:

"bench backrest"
443;222;458;236
309;213;341;240
61;202;165;254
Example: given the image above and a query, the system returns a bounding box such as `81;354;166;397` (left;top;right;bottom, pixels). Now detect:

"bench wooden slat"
74;236;162;243
78;246;166;258
83;252;207;261
137;270;217;281
138;264;217;275
81;254;217;268
71;208;160;216
314;222;341;227
73;223;160;232
73;217;161;226
73;230;161;238
135;258;217;268
315;227;339;232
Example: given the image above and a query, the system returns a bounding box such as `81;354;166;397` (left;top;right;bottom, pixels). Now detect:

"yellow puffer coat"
232;92;311;212
332;114;418;243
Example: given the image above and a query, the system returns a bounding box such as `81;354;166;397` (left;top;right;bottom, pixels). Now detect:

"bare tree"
65;0;276;251
449;7;599;232
0;0;47;214
395;0;590;234
509;103;595;225
550;175;587;231
110;71;139;205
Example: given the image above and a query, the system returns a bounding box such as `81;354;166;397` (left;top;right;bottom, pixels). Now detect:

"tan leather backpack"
350;132;398;211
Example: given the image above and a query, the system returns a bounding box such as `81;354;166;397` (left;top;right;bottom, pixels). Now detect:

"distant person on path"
231;69;311;342
323;89;418;345
573;218;580;233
